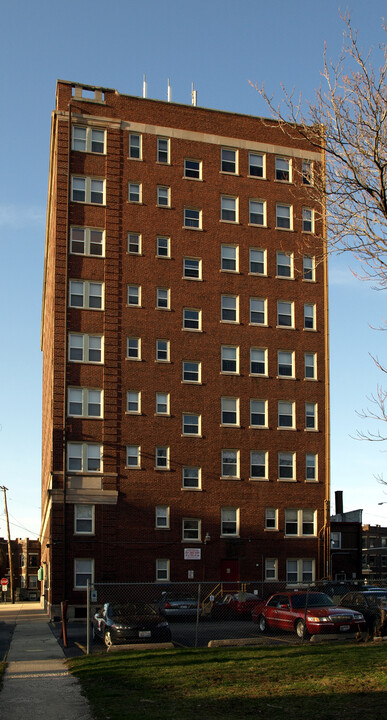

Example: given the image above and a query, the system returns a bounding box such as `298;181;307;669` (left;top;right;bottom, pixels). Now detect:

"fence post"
302;584;310;642
86;579;90;655
194;583;201;649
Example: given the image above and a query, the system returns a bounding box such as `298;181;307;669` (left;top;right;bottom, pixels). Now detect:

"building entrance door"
220;559;240;590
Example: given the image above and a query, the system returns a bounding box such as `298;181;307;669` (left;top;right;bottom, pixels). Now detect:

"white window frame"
277;301;294;328
249;199;266;226
221;147;238;174
127;233;141;254
157;136;170;164
156;287;170;310
74;504;95;535
183;257;202;280
182;466;201;490
276;252;293;278
302;207;314;233
126;445;140;469
129;133;142;159
278;451;296;481
265;508;278;531
250;451;268;480
250;399;268;428
276;203;293;230
221;449;239;479
304;303;316;330
182;361;201;383
275;156;291;182
71;176;105;205
155;446;170;470
305;352;317;380
221;244;239;272
221;507;239;537
184;207;202;229
128;182;142;203
184;158;201;179
127;337;141;361
156;559;170;582
69;280;104;310
182;413;201;436
70;227;104;257
221;345;239;374
183;308;201;331
221;195;238;223
250;297;267;325
250;347;267;376
302;160;313;185
156;236;171;257
67;443;102;473
156;392;170;415
157;185;171;207
265;559;278;580
126;391;141;414
221;295;239;323
286;559;315;584
305;402;317;430
182;518;201;542
156;339;170;362
303;255;315;281
127;284;141;307
278;401;295;429
277;351;294;378
155;506;170;529
68;388;103;418
285;509;317;537
306;453;318;482
248;152;265;178
74;558;94;589
72;126;106;154
68;334;103;364
249;248;266;275
221;397;239;426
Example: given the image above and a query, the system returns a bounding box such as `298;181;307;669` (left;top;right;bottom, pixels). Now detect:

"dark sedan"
211;592;262;620
252;591;365;637
92;602;172;647
339;589;387;635
158;592;200;619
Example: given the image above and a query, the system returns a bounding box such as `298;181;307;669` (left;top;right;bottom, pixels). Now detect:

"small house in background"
330;491;363;580
362;524;387;580
0;537;41;601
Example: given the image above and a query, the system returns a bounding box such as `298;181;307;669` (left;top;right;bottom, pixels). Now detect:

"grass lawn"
68;643;387;720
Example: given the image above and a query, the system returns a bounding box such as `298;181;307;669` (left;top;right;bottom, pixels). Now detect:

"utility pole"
0;486;14;603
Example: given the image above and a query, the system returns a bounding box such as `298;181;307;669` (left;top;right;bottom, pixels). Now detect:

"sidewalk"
0;602;93;720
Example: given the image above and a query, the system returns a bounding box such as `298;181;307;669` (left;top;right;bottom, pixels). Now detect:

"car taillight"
164;602;172;609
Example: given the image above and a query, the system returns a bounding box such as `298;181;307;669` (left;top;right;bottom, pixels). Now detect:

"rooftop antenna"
167;78;172;102
191;83;197;106
143;74;147;98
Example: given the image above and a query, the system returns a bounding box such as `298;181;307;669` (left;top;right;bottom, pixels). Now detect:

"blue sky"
0;0;386;538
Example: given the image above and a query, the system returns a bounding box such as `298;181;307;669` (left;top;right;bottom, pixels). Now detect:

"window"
277;351;294;378
184;208;201;229
67;443;102;472
221;148;237;173
278;452;295;480
74;559;94;589
182;361;200;383
276;252;293;278
331;531;341;549
68;388;102;418
128;233;141;254
72;126;105;153
221;450;239;478
182;467;201;490
221;346;239;374
250;297;267;325
302;207;314;233
126;445;140;468
305;353;317;379
306;453;317;481
155;506;169;528
127;285;141;307
265;559;278;580
249;200;265;226
127;391;141;414
183;257;201;279
286;559;314;584
276;204;292;230
20;554;25;568
275;157;291;182
183;308;201;330
221;245;238;272
265;508;278;530
182;414;200;436
250;451;267;479
221;196;238;222
303;255;315;281
71;177;105;204
305;403;317;430
156;339;170;362
304;304;316;330
157;186;170;207
221;507;239;536
157;137;170;163
74;505;94;534
29;554;39;568
156;287;170;309
277;301;294;328
221;295;238;322
127;337;140;360
128;182;141;203
69;334;103;363
182;518;201;541
249;248;266;275
285;509;316;536
70;227;104;256
250;348;267;376
184;159;201;179
155;446;169;469
249;152;264;178
156;392;169;415
69;280;103;309
156;559;169;581
156;236;170;257
129;133;141;159
221;397;239;426
302;160;313;185
250;400;267;428
278;401;295;429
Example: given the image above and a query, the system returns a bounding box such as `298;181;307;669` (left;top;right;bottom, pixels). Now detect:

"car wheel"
296;619;307;639
104;630;113;648
258;615;266;633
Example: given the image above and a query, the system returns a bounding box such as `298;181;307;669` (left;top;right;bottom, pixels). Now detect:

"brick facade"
41;81;330;615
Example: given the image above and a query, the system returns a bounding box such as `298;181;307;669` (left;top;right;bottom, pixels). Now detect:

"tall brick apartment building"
40;80;330;615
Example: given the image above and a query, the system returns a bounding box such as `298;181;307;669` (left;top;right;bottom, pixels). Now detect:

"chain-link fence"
84;578;387;652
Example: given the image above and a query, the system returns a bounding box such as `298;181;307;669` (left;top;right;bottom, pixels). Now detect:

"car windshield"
291;593;333;609
108;603;158;617
366;592;387;605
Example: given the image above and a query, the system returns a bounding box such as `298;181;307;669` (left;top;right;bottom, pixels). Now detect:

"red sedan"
252;591;365;638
